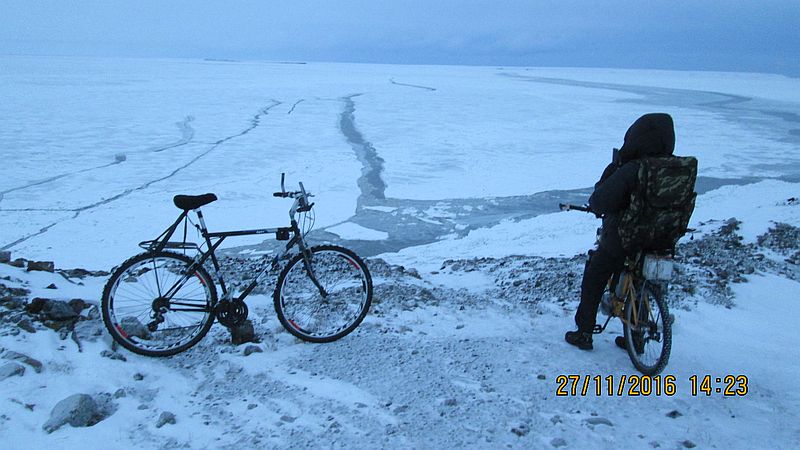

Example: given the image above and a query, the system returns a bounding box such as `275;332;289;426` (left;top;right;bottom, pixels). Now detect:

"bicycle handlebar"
273;173;314;213
559;203;592;213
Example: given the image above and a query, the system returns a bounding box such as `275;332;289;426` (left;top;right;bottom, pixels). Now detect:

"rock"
537;374;546;380
68;299;87;314
114;389;127;398
443;398;458;407
666;410;682;418
100;350;127;362
59;268;110;279
27;261;55;273
133;373;145;381
16;319;36;333
119;317;150;339
585;417;613;427
280;415;296;423
243;345;263;356
26;297;49;314
0;251;10;263
43;300;79;321
9;258;26;268
230;320;256;345
551;438;567;448
2;350;43;373
42;394;102;433
511;425;528;437
156;411;176;428
682;440;696;448
0;362;25;380
46;283;58;289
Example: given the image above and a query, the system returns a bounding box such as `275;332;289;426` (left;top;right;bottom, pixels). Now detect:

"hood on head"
617;113;675;163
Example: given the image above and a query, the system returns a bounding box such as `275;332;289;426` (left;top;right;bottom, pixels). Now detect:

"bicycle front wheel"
274;245;372;343
623;282;672;375
101;251;217;357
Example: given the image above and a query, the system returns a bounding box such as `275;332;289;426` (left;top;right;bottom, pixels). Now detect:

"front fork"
292;220;328;299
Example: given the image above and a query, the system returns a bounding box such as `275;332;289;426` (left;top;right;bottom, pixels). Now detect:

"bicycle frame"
594;259;651;333
139;189;322;313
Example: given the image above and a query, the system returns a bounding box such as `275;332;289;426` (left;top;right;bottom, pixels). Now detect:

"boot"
565;330;593;350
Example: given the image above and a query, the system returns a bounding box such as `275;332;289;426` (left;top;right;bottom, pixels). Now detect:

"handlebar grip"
273;192;287;198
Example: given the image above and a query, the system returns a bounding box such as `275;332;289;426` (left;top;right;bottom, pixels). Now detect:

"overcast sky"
2;1;798;75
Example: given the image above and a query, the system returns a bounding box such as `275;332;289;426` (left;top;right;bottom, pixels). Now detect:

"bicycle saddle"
173;193;218;210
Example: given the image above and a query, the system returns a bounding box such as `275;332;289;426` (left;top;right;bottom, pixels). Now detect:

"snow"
327;222;389;241
2;55;800;448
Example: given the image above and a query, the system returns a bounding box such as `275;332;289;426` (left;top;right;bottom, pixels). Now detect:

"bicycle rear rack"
138;240;201;252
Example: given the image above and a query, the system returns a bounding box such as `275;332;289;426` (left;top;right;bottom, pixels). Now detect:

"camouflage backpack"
618;156;698;253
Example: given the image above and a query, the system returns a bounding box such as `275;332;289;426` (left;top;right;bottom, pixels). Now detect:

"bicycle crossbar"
206;228;283;238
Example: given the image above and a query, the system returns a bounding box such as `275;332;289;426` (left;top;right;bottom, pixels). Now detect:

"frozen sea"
1;55;799;268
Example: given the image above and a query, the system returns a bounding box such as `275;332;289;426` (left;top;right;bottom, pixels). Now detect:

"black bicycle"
101;174;373;357
561;203;673;375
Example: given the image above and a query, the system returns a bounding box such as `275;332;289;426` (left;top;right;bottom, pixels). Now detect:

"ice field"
2;55;800;268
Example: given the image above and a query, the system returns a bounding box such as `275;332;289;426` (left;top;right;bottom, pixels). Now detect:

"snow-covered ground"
1;56;799;448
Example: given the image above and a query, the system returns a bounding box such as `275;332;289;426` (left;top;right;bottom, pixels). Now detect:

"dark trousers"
575;244;626;332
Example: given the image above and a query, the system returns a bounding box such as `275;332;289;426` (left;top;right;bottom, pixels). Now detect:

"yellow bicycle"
561;203;673;376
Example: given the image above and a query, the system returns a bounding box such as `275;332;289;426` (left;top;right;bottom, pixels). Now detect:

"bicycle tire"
101;251;217;357
623;281;672;375
274;245;372;343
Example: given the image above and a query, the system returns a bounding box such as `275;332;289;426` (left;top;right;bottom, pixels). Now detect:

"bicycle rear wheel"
101;252;217;357
274;245;372;343
623;282;672;375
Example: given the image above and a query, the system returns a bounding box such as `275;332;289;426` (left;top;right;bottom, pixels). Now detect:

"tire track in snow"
2;101;282;251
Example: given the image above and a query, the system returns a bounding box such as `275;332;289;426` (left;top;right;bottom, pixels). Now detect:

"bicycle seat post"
195;208;208;234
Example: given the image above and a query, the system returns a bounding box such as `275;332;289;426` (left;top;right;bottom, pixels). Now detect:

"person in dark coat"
565;113;676;350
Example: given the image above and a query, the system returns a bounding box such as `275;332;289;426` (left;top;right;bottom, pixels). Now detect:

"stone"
68;299;87;314
2;350;43;373
119;317;150;339
0;251;10;263
133;373;145;381
27;261;55;273
9;258;26;268
156;411;176;428
511;425;528;437
243;345;263;356
46;283;58;289
230;320;256;345
443;398;457;407
551;438;567;448
16;319;36;333
586;417;613;427
0;362;25;380
59;268;110;279
666;410;682;418
100;350;127;362
42;394;101;433
682;440;696;449
43;300;79;321
25;297;50;314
